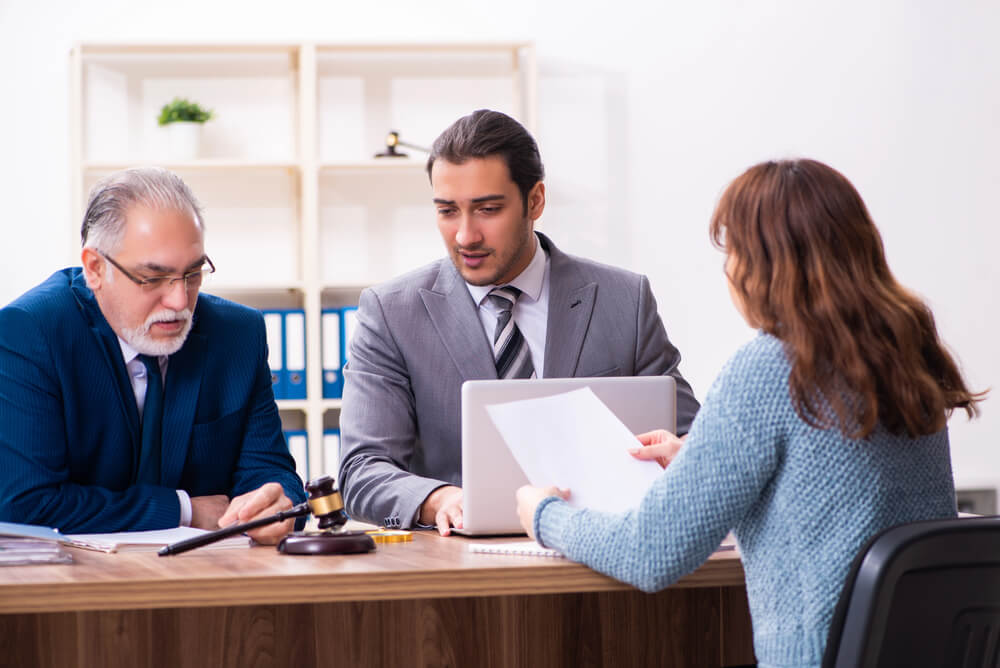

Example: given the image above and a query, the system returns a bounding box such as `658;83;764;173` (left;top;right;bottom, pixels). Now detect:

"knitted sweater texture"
535;333;956;668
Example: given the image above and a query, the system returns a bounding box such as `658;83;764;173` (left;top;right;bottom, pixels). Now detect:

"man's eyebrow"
471;194;505;203
183;256;208;272
136;256;206;274
432;194;506;205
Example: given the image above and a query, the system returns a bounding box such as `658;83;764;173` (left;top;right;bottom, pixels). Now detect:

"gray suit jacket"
338;233;699;528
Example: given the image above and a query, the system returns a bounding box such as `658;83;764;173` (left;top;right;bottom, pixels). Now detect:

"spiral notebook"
467;540;564;558
469;535;739;560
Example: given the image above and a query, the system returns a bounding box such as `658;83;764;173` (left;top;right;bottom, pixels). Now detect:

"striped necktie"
487;286;536;379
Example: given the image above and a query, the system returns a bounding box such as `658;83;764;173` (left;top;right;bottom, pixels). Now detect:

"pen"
158;502;310;556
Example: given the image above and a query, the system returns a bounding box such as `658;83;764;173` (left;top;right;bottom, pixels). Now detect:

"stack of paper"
0;538;73;566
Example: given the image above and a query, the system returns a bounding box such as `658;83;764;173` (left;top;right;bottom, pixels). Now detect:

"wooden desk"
0;534;754;667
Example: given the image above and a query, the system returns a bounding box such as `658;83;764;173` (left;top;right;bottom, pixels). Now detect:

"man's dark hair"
426;109;545;213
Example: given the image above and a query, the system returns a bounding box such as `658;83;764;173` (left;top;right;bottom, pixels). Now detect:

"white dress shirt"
465;233;551;377
116;337;192;527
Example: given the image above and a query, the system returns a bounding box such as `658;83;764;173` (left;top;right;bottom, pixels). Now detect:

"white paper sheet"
485;387;664;514
0;522;249;554
64;527;250;553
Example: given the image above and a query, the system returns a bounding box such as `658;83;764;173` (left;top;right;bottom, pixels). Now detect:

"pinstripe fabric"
0;267;307;533
487;286;535;379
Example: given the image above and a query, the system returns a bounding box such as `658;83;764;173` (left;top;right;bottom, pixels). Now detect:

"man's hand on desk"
218;482;295;545
629;430;686;469
191;494;230;530
419;485;464;536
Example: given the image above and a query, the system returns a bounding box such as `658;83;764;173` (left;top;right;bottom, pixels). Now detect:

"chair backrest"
823;515;1000;668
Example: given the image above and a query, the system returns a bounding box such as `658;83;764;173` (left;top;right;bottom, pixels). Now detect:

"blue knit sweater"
535;333;957;668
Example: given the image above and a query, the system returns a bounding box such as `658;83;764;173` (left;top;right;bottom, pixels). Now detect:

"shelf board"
319;159;426;172
316;41;532;53
79;43;299;56
87;160;421;173
76;42;531;56
206;283;305;295
323;399;344;410
84;160;300;172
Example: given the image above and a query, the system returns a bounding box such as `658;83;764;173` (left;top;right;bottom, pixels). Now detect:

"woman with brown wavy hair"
516;159;983;668
713;159;979;440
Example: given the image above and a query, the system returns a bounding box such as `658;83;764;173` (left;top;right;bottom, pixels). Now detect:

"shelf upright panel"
297;43;327;480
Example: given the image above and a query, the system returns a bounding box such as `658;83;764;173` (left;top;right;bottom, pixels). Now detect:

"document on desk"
486;387;663;514
65;527;250;553
0;522;250;553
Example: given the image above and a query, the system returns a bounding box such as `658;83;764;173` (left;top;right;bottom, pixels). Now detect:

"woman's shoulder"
703;333;792;411
721;332;790;381
684;332;795;455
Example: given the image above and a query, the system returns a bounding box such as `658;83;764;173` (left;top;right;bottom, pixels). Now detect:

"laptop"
454;376;677;536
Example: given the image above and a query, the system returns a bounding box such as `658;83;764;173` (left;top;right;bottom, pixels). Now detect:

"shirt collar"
467;233;548;307
118;336;141;366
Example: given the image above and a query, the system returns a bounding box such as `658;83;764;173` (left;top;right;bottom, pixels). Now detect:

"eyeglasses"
99;252;215;293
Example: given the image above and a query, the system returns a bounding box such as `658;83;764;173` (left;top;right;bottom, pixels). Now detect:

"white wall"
2;0;998;493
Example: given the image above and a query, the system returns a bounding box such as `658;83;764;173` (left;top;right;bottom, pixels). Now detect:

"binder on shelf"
341;306;359;368
323;429;341;477
321;309;343;399
284;430;309;484
283;310;307;400
262;310;285;400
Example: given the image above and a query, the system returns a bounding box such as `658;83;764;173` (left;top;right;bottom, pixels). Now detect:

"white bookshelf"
69;41;537;481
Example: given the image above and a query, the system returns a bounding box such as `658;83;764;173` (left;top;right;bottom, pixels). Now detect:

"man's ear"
527;181;545;221
81;247;105;290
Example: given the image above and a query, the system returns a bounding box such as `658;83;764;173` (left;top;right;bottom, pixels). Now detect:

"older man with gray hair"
0;167;305;539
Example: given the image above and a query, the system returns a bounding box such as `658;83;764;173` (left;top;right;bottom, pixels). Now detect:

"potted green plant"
157;97;214;160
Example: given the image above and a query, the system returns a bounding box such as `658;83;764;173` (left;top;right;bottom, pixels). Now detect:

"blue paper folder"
283;310;307;400
321;309;343;399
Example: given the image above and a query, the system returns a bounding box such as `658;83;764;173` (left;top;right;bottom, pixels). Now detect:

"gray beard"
121;309;193;356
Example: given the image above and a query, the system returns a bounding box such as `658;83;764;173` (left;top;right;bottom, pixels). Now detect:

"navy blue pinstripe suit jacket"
0;268;305;533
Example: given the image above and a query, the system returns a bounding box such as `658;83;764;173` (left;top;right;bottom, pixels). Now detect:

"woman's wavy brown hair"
710;159;983;439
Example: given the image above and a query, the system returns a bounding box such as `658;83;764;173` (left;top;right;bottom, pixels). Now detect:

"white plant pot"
163;121;202;160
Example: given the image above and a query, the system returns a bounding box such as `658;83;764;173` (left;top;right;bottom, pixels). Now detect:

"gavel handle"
158;502;311;556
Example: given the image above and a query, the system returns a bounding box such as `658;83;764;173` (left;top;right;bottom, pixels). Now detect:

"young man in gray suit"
338;110;699;535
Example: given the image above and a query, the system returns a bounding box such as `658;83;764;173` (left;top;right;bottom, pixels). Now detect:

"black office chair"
823;515;1000;668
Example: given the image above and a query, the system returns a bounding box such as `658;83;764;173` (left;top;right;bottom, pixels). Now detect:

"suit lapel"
70;275;141;462
160;323;205;489
420;261;497;381
540;233;598;378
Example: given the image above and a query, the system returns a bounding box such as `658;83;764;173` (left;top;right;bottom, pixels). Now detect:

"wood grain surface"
0;532;746;614
0;534;755;667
